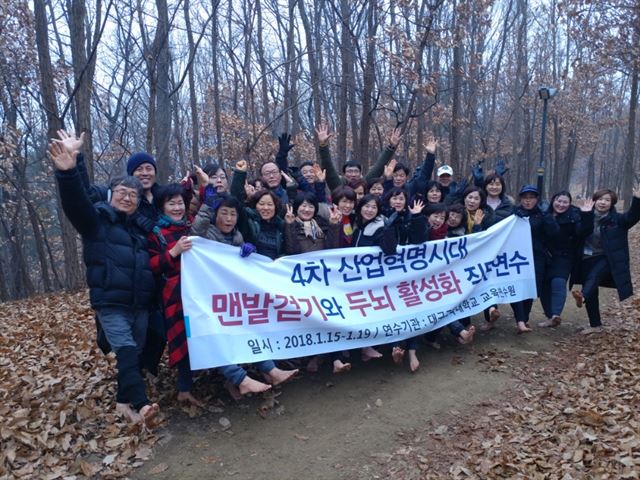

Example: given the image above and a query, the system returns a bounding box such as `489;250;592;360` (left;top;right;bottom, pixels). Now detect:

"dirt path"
135;292;611;480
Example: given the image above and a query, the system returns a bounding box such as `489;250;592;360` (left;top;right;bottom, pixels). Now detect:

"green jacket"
318;144;397;192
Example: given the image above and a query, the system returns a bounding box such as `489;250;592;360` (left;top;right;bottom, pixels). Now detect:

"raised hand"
495;159;509;177
315;121;333;145
409;198;425;215
473;209;485;225
169;236;192;257
194;166;209;185
329;204;342;224
284;204;296;224
472;163;484;182
389;127;403;149
47;141;77;171
278;133;295;154
244;181;256;198
384;159;397;179
313;163;326;183
236;160;248;172
425;136;438;154
580;198;595;212
53;129;85;155
281;170;295;186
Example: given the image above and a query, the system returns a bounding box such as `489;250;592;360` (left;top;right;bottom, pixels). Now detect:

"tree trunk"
184;0;200;166
357;2;378;167
450;2;463;173
153;0;171;182
68;0;100;181
622;49;639;207
34;0;84;291
211;0;223;162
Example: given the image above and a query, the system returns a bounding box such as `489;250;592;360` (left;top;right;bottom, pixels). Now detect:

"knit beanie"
126;152;157;175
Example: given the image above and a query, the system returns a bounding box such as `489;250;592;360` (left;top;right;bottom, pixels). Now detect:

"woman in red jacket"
147;183;204;407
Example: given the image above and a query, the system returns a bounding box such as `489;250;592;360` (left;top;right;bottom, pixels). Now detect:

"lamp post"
537;86;557;197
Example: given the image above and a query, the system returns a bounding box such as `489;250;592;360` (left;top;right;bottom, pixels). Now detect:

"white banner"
182;215;536;369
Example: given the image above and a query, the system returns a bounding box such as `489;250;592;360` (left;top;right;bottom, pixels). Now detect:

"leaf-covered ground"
357;234;640;479
2;233;640;479
0;291;166;479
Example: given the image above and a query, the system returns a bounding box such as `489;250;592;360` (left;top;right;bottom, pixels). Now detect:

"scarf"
465;209;476;234
298;218;324;240
342;214;353;245
152;214;189;248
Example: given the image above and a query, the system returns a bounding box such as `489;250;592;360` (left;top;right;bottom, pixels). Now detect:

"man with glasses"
48;141;159;425
315;122;403;192
258;160;297;204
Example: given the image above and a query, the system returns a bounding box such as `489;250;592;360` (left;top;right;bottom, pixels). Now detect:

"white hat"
437;165;453;176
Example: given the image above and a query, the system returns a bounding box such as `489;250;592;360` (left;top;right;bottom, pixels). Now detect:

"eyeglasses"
113;188;138;200
263;170;280;177
211;175;227;181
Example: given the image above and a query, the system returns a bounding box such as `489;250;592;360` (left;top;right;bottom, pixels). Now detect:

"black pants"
139;309;166;376
510;299;534;323
581;255;611;327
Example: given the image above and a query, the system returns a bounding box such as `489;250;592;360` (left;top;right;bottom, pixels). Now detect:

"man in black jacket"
53;130;165;378
48;141;159;424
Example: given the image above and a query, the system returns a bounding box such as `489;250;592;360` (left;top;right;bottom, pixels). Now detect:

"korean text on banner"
182;215;536;369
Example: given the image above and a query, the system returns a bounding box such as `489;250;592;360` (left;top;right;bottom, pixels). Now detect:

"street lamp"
537;86;558;197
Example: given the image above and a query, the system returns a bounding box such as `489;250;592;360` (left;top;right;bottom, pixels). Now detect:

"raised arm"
316;122;341;191
365;127;402;181
49;142;99;237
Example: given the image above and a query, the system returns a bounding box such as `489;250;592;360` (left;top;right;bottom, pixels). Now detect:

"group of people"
46;123;640;425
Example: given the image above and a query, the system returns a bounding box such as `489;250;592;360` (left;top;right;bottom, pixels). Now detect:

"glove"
471;163;484;183
277;133;294;155
240;242;257;258
203;185;218;208
495;159;509;177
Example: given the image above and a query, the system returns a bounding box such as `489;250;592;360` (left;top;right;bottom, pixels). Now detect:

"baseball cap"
437;165;453;176
519;184;539;196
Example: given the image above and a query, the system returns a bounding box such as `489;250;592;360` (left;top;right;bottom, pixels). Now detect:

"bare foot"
539;315;562;328
224;380;243;401
177;391;205;408
332;359;351;374
238;376;272;395
139;403;160;424
392;347;405;365
517;321;532;333
580;326;604;335
458;325;476;344
306;356;322;373
538;318;555;328
478;321;494;332
361;347;383;361
116;402;142;423
572;290;584;308
267;368;298;386
489;307;501;323
407;350;420;372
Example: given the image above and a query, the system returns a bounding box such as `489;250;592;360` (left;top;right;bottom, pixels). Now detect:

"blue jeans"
96;307;148;354
449;317;471;337
219;360;276;386
176;357;193;393
540;277;567;318
96;308;149;409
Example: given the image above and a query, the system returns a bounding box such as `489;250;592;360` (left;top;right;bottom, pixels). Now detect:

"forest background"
0;0;638;301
